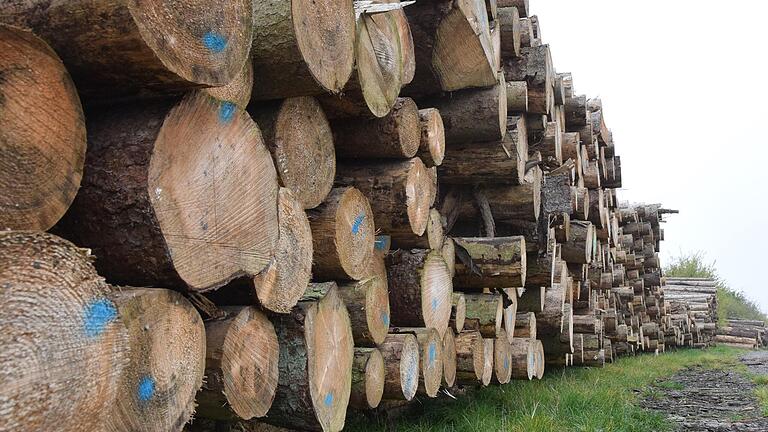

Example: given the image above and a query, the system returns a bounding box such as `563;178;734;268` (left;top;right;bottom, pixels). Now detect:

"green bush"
664;252;765;323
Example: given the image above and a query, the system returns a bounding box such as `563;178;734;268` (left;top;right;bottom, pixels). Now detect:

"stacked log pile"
0;1;726;432
717;319;767;349
664;277;718;348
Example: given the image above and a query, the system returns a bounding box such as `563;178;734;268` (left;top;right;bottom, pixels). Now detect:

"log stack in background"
0;1;749;432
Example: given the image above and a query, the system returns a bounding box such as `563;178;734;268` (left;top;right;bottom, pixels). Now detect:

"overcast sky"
530;1;768;311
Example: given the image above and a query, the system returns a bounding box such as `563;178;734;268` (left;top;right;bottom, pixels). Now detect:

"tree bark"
509;338;534;380
331;98;420;159
419;73;507;144
307;187;375;281
515;312;537;339
196;306;277;421
250;0;355;100
248;96;335;210
0;25;86;232
55;92;279;291
438;136;526;185
453;236;527;288
457;182;540;223
506;81;529;112
0;231;128;432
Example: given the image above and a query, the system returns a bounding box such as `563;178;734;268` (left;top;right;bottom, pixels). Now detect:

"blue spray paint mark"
83;298;117;338
428;343;436;364
431;298;438;311
504;357;509;370
138;376;156;402
374;236;389;250
202;31;227;53
324;392;334;407
218;101;236;123
351;213;365;235
381;312;390;327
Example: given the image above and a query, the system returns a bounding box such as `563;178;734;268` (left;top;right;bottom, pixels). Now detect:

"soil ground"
642;350;768;432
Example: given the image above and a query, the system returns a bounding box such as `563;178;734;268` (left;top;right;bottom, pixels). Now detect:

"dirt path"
642;351;768;431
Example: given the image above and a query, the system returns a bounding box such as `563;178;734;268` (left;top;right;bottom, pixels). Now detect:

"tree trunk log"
379;333;420;401
0;25;86;231
457;182;541;223
248;96;335;210
308;187;375;281
391;328;443;397
319;11;403;118
0;231;128;432
336;157;435;236
498;0;529;17
197;306;277;421
502;288;519;343
450;292;467;333
420;73;506;144
402;0;496;95
418;108;446;167
390;207;444;250
442;330;458;388
55;92;279;291
561;220;594;264
349;348;385;409
337;272;391;346
493;329;513;384
332;97;420;159
461;293;504;338
438;137;526;185
386;249;453;338
454;236;527;289
509;338;534;380
498;7;521;58
264;283;353;432
204;58;254;109
253;188;313;313
454;331;486;385
0;0;253;99
506;81;529;112
515;312;537;340
250;0;355;100
503;45;552;114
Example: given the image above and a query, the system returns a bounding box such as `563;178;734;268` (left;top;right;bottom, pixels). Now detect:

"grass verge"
346;347;747;432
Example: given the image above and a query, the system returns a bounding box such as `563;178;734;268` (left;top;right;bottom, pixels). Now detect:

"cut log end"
198;306;278;421
129;0;253;86
418;108;446;167
380;333;420;401
0;25;86;231
148;91;279;290
306;285;354;431
357;11;403;117
494;329;513;384
442;329;458;388
350;348;385;409
451;292;467;333
407;157;435;235
310;187;375;281
0;231;128;432
203;58;254;108
292;0;356;93
416;328;444;397
252;96;336;210
110;289;206;429
254;188;313;313
421;251;454;337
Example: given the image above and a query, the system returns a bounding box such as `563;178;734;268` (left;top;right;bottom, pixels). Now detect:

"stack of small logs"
664;277;718;348
0;0;704;431
717;319;767;349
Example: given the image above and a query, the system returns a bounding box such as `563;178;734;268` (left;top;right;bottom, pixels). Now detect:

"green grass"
346;347;747;432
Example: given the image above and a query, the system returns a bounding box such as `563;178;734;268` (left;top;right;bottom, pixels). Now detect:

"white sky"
530;1;768;311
